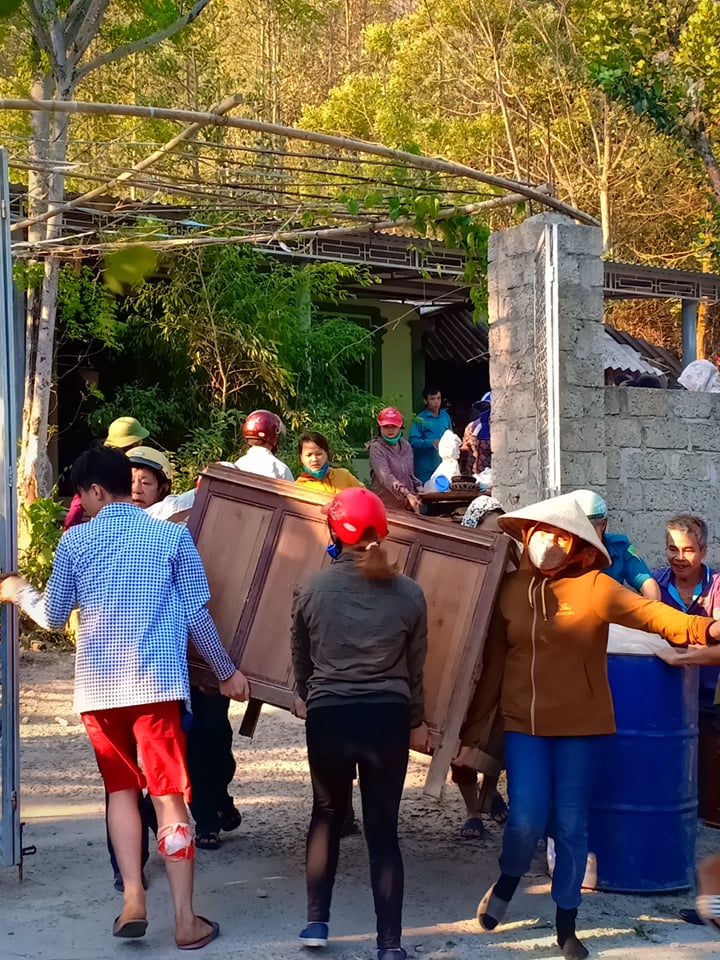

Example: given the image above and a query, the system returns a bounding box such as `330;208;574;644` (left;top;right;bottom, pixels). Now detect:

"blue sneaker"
378;950;408;960
298;922;329;948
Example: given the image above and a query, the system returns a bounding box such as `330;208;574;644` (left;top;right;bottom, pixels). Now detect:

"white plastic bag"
423;430;461;492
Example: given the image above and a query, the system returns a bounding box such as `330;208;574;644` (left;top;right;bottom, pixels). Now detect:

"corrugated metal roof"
420;306;683;385
423;306;488;365
603;337;663;375
604;323;682;384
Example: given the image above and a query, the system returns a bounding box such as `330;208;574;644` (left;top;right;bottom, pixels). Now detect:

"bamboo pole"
278;186;552;238
10;93;245;233
10;184;550;256
0;98;600;227
11;188;554;257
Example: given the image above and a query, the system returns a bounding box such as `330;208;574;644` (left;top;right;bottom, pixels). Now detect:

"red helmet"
377;406;403;428
242;409;283;444
323;487;388;545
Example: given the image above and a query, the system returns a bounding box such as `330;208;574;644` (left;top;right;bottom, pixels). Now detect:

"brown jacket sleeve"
459;601;508;751
591;572;714;646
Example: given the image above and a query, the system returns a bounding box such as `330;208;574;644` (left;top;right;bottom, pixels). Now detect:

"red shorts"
82;700;191;801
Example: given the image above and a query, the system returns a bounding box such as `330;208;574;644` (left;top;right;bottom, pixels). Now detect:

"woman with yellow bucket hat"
63;417;151;530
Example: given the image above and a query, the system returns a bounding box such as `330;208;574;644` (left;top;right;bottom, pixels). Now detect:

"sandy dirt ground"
1;650;719;960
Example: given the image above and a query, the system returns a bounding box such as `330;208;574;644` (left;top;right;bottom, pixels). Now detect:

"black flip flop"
177;917;220;951
113;916;148;938
488;792;509;824
460;817;486;839
679;908;704;926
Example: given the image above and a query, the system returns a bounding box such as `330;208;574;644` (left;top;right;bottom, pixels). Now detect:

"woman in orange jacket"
474;491;720;960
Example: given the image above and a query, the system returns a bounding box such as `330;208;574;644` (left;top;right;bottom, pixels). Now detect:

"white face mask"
527;531;570;573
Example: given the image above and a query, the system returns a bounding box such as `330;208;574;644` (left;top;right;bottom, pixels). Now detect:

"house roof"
603;337;663;376
422;305;488;364
603;323;682;383
419;305;682;384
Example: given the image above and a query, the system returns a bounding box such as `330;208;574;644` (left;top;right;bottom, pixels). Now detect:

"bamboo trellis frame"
0;98;599;257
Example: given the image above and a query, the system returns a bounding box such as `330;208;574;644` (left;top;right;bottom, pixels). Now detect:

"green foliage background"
58;246;383;491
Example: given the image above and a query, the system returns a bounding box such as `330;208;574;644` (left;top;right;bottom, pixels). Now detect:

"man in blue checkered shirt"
1;446;248;950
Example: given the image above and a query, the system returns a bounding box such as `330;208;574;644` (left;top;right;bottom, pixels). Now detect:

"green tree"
9;0;215;512
301;0;708;262
583;0;720;204
89;245;380;483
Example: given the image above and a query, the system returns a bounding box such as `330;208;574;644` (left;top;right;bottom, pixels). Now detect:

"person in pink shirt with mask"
367;408;422;513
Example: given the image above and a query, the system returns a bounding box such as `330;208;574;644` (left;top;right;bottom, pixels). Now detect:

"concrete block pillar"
488;212;606;509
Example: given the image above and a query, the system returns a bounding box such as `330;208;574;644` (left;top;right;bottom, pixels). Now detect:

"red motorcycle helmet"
377;407;403;428
242;409;283;445
323;487;389;545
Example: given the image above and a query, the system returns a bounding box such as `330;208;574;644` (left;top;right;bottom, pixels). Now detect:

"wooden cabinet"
188;465;508;796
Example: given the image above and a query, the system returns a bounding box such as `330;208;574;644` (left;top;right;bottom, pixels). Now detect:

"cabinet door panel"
194;495;273;651
189;466;508;796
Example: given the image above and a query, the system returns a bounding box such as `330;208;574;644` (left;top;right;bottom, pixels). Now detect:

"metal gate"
0;145;21;867
533;222;561;499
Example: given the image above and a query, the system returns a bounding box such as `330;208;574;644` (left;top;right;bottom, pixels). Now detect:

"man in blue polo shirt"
408;385;452;484
574;490;661;599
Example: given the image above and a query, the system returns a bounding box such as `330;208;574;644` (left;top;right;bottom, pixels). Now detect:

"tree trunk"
17;0;215;514
687;126;720;205
19;257;60;504
18;75;69;506
599;104;612;257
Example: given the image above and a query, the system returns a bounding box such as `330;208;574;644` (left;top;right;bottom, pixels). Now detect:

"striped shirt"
367;436;421;509
17;501;235;713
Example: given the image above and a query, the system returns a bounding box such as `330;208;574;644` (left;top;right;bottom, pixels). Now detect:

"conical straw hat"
498;491;611;565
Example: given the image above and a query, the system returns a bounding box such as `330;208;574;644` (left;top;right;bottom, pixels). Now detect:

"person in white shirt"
145;487;197;521
233;409;293;480
146;410;292;521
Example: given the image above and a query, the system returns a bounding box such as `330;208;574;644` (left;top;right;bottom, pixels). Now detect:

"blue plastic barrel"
588;650;698;893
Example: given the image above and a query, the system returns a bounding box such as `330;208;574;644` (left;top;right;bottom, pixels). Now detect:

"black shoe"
340;817;360;838
217;805;242;833
679;908;704;926
558;934;589;960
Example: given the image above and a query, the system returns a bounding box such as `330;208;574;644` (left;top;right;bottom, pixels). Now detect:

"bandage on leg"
158;822;195;861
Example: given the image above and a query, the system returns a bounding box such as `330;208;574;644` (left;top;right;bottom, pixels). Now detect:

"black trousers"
186;686;236;834
305;701;410;950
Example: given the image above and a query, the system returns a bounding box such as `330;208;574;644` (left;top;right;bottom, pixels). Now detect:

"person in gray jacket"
291;487;429;960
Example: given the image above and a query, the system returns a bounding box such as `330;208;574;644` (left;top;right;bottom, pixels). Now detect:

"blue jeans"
500;732;598;910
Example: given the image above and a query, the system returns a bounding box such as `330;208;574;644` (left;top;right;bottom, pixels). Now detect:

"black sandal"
679;908;704;926
196;832;221;850
488;791;509;824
